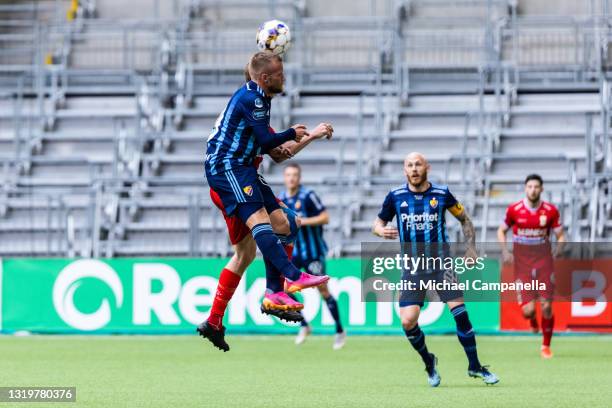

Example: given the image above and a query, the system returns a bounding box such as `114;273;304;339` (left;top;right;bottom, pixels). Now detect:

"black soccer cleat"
196;321;230;352
260;304;304;323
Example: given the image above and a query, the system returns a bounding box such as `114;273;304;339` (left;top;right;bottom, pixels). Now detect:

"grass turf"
0;334;611;408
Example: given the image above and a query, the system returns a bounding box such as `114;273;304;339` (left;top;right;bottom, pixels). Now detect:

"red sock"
541;315;554;347
529;316;539;332
208;268;242;329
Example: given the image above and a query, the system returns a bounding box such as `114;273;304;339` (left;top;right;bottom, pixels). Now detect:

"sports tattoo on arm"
456;210;476;245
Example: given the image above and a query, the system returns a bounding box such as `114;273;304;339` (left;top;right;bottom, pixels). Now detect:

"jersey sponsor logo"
540;215;547;227
414;195;423;200
400;212;438;231
243;185;253;196
400;201;408;208
254;98;264;108
429;197;438;209
252;109;268;120
516;228;546;237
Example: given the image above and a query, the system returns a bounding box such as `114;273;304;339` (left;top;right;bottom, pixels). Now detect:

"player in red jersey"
198;62;334;351
497;174;565;359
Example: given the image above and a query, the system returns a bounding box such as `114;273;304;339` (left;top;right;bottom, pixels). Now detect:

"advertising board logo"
52;259;123;331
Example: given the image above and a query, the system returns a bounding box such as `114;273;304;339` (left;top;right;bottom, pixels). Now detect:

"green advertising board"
0;258;500;334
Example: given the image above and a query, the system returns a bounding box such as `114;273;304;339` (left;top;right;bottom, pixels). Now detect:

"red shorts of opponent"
209;187;287;248
514;243;555;306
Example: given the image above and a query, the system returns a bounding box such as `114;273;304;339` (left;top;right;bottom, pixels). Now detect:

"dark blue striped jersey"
378;183;462;243
205;81;271;175
280;186;328;261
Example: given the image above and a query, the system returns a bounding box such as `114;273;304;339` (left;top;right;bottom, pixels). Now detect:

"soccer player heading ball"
198;51;334;351
372;152;499;387
497;174;565;359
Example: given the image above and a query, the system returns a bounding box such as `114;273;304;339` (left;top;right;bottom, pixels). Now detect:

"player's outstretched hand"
292;124;309;143
311;122;334;140
382;225;399;240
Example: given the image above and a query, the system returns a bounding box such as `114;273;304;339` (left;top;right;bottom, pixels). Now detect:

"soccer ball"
256;20;291;57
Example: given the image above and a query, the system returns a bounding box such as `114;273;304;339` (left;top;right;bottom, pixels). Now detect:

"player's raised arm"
277;122;334;161
266;123;332;163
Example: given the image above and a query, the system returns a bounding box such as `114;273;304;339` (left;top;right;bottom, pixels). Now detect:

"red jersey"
503;199;562;245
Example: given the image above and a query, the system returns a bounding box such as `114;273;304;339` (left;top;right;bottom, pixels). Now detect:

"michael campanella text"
372;279;546;292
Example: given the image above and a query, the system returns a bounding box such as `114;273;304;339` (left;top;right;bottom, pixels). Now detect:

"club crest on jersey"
429;197;438;209
243;185;253;196
254;98;264;108
295;200;301;210
539;215;547;226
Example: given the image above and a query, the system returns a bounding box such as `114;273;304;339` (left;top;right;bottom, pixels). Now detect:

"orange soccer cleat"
285;272;329;293
541;345;554;359
262;291;304;311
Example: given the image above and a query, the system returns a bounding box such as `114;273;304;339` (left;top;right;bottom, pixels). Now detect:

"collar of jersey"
522;198;543;213
285;185;302;200
406;182;432;195
247;80;267;97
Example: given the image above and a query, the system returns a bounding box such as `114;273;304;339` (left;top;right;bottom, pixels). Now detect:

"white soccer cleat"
333;331;346;350
295;326;311;345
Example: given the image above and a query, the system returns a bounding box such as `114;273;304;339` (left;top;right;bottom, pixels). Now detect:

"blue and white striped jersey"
378;183;460;243
280;186;329;260
205;81;271;175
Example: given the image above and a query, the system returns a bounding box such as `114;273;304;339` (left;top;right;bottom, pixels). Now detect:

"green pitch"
1;335;610;408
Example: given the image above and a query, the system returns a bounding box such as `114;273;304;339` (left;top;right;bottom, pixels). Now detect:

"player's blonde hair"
249;51;282;80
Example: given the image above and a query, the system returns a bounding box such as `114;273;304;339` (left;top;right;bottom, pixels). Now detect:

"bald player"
372;152;499;387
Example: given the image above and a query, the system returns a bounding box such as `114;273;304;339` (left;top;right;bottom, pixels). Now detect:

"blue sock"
251;223;301;281
263;258;282;293
324;296;343;333
451;305;481;370
404;325;433;366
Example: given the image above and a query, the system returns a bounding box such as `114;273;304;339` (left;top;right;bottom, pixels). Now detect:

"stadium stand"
0;0;610;257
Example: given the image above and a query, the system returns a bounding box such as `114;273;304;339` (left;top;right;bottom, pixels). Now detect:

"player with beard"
372;152;499;387
497;174;565;359
198;53;334;351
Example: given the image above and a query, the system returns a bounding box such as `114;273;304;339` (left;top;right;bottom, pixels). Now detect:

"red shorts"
514;246;555;305
209;187;285;246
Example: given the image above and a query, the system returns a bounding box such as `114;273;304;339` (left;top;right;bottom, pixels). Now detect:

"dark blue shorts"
398;269;463;308
292;256;326;276
205;166;280;217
